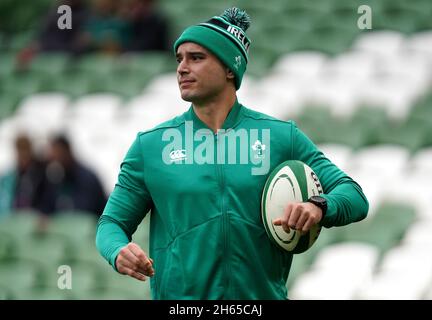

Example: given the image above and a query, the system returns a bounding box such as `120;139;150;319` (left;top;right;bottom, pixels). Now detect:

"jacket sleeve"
290;122;369;228
96;133;153;270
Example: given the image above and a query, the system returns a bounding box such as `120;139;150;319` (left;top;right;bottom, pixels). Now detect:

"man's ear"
227;69;235;79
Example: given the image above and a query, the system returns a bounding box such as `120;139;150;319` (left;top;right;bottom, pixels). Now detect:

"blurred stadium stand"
1;0;432;299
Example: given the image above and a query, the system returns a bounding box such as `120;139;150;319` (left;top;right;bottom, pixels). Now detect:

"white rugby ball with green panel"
261;160;323;254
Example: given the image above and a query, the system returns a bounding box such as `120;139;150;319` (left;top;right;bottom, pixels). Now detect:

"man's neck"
192;91;237;133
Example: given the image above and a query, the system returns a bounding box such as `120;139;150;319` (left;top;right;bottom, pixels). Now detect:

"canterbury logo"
170;149;187;162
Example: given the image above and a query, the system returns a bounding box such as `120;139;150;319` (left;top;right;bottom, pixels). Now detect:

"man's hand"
116;243;155;281
273;202;323;234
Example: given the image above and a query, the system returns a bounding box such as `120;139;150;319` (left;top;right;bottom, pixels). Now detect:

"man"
96;8;369;299
41;135;107;217
0;134;47;216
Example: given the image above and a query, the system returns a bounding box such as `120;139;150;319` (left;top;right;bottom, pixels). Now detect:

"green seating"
0;232;13;261
0;94;20;120
0;211;41;237
0;259;42;292
74;54;118;78
103;271;152;299
12;286;75;300
0;52;17;78
1;72;49;97
41;261;103;294
13;232;70;271
335;203;416;254
77;287;144;300
350;107;390;146
0;286;12;299
47;73;108;98
47;212;98;243
28;53;71;77
376;122;429;152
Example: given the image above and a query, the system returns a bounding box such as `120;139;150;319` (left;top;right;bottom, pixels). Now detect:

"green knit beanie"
174;7;252;90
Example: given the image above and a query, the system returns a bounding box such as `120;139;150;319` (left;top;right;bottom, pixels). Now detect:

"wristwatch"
307;195;327;218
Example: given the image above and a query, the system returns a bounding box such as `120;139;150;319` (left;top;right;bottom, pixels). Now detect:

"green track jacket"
96;100;369;299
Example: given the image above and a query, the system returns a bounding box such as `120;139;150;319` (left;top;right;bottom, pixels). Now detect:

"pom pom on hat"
221;7;251;32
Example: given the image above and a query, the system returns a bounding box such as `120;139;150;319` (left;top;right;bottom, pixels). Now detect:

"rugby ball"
261;160;323;254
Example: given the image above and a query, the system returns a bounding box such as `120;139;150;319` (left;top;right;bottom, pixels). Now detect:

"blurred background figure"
16;0;89;67
76;0;130;55
42;135;107;217
121;0;170;52
0;134;47;216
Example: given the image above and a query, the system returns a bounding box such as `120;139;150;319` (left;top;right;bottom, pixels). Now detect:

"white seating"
410;148;432;172
322;51;377;82
316;143;353;172
305;75;360;119
378;245;432;276
14;93;70;135
352;31;405;57
405;31;432;56
356;271;429;300
311;242;379;274
271;51;328;79
0;138;14;176
70;94;123;125
144;73;179;96
289;269;360;300
350;145;410;179
402;221;432;247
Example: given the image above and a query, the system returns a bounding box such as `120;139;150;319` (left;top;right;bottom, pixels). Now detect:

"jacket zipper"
215;132;230;298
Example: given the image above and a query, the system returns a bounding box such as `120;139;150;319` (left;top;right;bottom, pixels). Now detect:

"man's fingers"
128;243;155;275
124;267;147;282
295;212;309;231
273;218;282;225
288;205;302;229
302;218;316;233
117;253;149;276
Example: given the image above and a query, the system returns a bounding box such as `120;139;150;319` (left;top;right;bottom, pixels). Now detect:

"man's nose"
177;59;189;75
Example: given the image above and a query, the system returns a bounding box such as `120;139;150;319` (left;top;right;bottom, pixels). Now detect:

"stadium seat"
13;232;70;271
290;268;361;300
316;143;353;172
350;145;410;178
406;30;432;55
290;242;380;299
0;94;20;121
0;211;41;236
271;51;328;78
12;286;75;300
356;270;429;299
0;52;16;79
353;31;405;57
321;51;377;82
47;212;98;244
15;93;69;134
103;271;152;300
28;53;70;77
311;242;379;274
402;221;432;247
0;260;42;293
77;287;144;300
0;232;13;261
71;93;122;124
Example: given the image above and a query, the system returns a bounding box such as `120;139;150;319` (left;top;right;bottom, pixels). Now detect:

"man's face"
176;42;234;104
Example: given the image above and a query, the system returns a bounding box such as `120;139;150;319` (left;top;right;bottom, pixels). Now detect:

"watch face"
311;196;325;203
